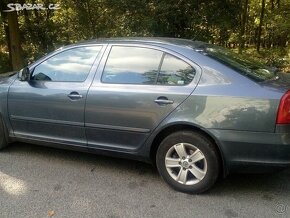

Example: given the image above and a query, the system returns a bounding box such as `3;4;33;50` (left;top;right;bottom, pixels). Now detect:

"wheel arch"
149;122;228;177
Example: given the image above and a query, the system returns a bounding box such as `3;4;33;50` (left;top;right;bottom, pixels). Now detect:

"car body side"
1;40;289;176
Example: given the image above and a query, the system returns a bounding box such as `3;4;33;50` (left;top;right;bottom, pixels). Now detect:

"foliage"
0;0;289;73
242;47;290;73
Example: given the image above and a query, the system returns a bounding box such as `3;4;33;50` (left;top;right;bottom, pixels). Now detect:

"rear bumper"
208;127;290;174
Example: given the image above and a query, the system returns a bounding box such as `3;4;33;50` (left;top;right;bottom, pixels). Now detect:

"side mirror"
19;67;30;81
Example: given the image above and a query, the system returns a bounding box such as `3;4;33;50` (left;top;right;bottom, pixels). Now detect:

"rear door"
85;44;201;151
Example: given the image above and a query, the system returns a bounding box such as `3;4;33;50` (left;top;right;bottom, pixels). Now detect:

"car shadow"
3;142;159;177
3;142;290;196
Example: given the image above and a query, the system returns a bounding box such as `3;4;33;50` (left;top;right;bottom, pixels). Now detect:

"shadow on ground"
3;142;290;197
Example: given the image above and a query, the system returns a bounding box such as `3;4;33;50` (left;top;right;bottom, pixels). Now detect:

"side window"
31;46;102;82
157;54;196;85
102;46;163;84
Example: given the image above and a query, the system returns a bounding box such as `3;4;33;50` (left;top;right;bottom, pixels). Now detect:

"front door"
8;45;103;146
85;45;200;151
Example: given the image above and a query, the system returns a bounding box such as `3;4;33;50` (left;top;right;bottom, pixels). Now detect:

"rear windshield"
198;45;276;82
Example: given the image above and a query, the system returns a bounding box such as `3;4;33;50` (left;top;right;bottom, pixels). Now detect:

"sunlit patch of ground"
0;171;27;195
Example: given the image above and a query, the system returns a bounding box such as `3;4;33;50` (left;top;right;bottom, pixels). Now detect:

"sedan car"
1;37;290;194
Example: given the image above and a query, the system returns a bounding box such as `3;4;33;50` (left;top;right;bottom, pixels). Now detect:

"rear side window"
102;46;195;85
31;46;102;82
102;46;163;84
157;54;196;85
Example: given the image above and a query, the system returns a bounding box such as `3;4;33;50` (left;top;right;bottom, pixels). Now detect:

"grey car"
1;37;290;193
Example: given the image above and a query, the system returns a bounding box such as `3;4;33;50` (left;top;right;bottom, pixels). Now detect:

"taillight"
277;90;290;124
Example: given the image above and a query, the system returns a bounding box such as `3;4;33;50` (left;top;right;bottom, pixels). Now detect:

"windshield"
198;45;276;82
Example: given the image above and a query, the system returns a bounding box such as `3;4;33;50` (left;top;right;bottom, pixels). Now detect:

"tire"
0;117;8;150
156;131;220;194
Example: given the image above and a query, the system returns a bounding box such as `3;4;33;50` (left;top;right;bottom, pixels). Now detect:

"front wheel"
156;131;220;194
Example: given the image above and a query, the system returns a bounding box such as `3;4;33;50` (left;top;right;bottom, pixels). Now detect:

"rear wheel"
156;131;220;194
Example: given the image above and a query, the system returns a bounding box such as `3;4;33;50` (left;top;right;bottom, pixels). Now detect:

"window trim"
99;44;199;87
154;53;166;84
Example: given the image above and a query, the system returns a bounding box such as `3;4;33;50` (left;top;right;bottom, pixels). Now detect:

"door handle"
68;92;83;100
154;97;174;105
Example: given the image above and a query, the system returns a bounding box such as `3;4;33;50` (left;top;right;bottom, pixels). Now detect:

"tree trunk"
7;11;24;70
239;0;249;53
257;0;266;52
0;0;12;70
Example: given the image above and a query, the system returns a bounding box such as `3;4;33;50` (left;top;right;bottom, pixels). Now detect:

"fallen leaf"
48;210;55;217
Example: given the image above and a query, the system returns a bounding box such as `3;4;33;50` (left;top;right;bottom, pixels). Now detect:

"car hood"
0;71;18;85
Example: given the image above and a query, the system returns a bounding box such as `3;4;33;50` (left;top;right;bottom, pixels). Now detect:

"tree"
239;0;249;53
7;10;24;70
257;0;266;52
0;0;24;70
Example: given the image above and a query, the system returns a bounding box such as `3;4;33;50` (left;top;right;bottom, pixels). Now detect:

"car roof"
74;37;207;49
